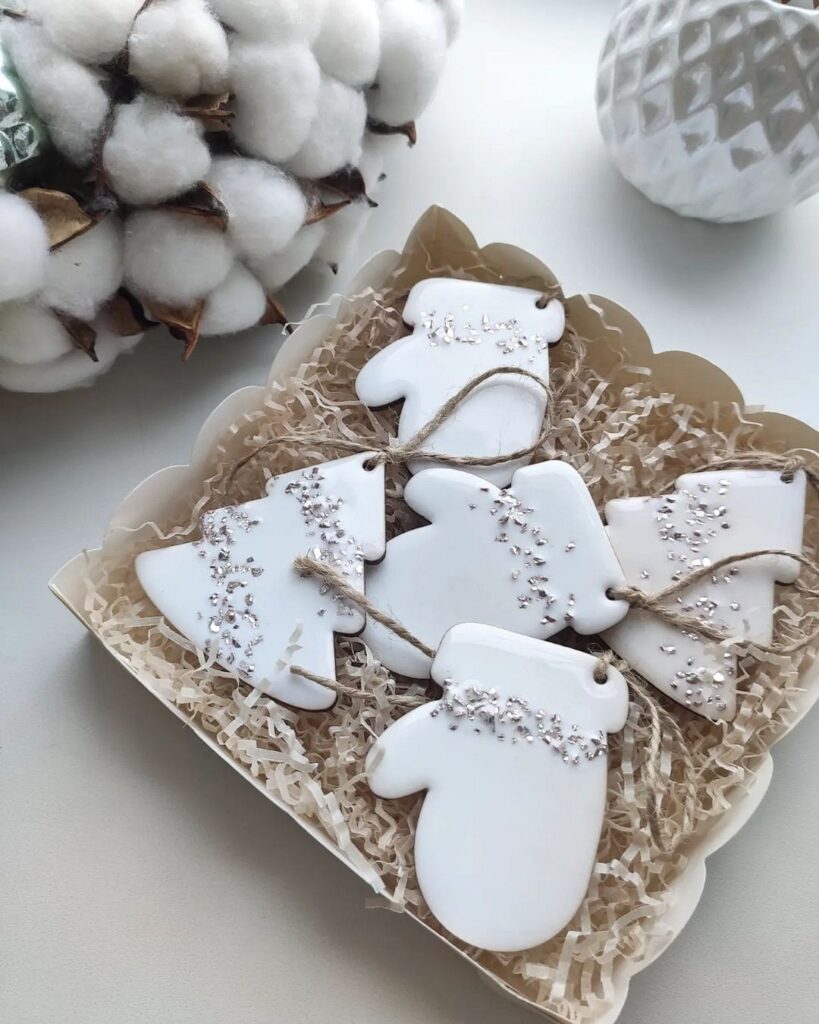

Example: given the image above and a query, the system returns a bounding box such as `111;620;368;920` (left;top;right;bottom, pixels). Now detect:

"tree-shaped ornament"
367;623;629;952
356;278;565;487
603;469;807;722
362;460;629;677
136;455;385;710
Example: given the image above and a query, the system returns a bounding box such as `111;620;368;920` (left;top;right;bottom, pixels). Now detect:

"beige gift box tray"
51;209;819;1024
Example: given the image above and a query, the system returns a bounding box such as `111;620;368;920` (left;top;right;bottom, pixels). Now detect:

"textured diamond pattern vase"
596;0;819;222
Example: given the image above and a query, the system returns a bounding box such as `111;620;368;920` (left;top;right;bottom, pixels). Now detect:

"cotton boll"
41;217;124;321
201;264;267;336
316;202;371;270
103;95;211;205
129;0;229;99
0;303;74;366
207;156;307;261
286;75;366;179
211;0;327;42
0;329;142;393
124;210;234;306
0;193;50;303
437;0;464;44
358;133;396;192
230;41;321;163
313;0;380;87
28;0;145;64
2;21;110;165
249;222;327;292
368;0;448;126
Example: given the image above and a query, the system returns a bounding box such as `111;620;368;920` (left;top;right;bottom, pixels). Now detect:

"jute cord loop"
227;364;553;491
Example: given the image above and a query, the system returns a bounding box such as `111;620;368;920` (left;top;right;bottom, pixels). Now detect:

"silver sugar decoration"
192;505;264;678
431;680;608;765
286;465;364;617
420;307;549;353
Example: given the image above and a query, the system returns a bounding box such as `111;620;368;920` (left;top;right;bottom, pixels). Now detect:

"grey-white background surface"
2;2;818;1022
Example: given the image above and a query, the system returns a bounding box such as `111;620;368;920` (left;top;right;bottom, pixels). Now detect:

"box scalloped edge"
50;206;819;1024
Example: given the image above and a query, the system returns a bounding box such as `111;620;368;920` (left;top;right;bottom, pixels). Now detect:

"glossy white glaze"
355;278;565;487
362;460;628;677
367;624;629;952
136;454;385;710
604;469;807;721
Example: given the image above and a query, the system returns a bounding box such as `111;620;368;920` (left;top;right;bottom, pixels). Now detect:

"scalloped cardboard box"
50;208;819;1024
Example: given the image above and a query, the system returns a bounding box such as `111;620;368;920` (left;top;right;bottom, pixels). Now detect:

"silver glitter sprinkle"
436;681;608;764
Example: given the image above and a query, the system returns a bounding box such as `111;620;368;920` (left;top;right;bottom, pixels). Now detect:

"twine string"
648;450;819;499
609;548;819;655
227;364;553;491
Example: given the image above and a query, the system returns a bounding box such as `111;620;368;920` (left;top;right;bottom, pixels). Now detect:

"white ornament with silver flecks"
136;455;385;710
367;623;629;952
362;460;628;678
355;278;565;488
603;469;807;721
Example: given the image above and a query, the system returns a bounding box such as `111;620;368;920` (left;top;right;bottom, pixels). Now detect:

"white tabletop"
2;2;818;1022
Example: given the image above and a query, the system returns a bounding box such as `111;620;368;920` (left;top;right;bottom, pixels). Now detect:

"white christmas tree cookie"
355;278;565;487
367;623;629;952
136;455;385;710
362;460;628;677
603;469;807;721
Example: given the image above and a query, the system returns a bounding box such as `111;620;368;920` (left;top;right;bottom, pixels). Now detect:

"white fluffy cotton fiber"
210;0;327;42
0;193;50;303
27;0;144;65
207;156;308;261
230;41;321;164
0;303;74;365
41;217;124;321
312;0;380;87
103;95;211;206
129;0;230;99
250;222;326;292
201;263;268;336
286;74;366;179
124;210;234;306
367;0;448;126
2;20;110;165
0;328;142;392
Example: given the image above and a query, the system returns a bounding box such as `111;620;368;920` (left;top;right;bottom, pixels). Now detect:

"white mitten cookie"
368;624;628;952
356;278;565;487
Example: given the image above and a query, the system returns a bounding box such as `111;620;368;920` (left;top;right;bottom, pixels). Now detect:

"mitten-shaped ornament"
362;461;628;677
367;623;629;952
604;469;807;721
356;279;565;487
136;455;385;710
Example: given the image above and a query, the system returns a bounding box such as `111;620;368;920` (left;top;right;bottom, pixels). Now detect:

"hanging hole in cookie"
781;470;795;483
593;665;609;685
363;455;381;472
535;294;550;309
605;586;618;601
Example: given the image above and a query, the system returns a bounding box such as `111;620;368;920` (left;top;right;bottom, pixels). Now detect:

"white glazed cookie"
367;624;629;952
355;278;565;487
362;460;628;677
136;455;385;710
604;469;807;721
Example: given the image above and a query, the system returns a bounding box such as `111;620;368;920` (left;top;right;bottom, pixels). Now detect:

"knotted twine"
288;525;819;855
226;364;555;491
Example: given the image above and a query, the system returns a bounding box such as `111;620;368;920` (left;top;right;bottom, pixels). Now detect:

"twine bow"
227;364;553;491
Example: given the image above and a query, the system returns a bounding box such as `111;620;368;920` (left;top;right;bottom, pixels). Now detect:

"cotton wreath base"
52;209;819;1024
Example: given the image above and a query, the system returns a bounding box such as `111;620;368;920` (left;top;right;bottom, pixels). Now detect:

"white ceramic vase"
596;0;819;221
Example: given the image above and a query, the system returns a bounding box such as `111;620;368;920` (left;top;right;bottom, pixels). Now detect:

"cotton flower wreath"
0;0;462;392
